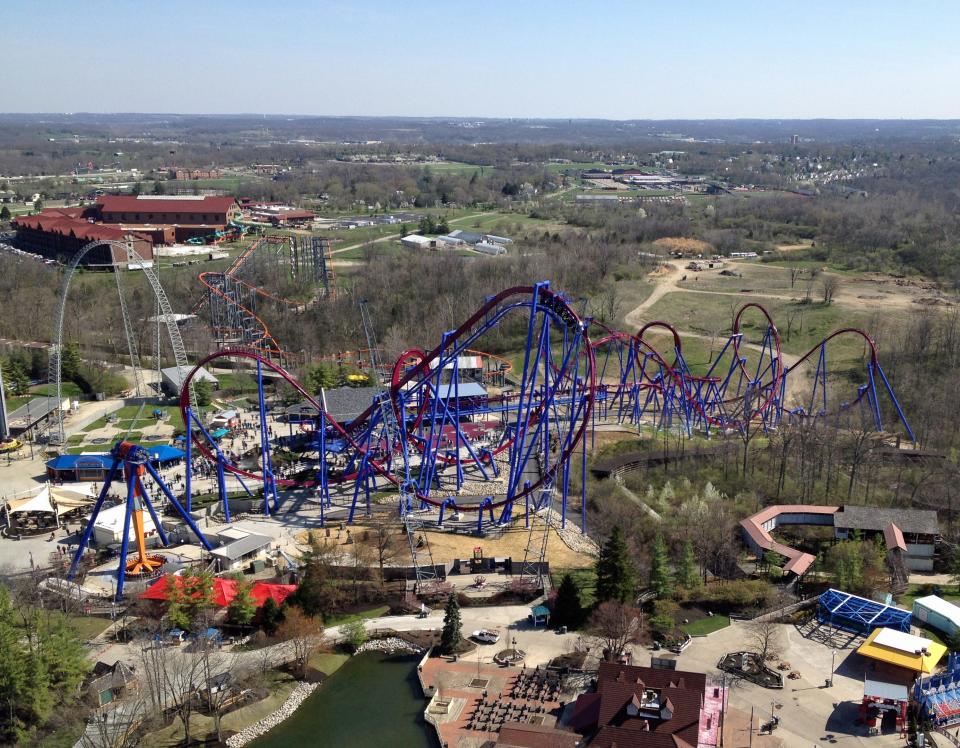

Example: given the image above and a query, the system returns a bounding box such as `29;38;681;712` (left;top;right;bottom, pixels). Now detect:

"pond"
251;652;439;748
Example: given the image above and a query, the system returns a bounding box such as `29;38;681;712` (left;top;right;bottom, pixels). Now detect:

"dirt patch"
417;520;594;568
653;237;714;256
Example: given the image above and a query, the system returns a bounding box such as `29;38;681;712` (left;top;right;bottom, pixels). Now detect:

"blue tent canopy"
145;445;186;463
817;588;911;634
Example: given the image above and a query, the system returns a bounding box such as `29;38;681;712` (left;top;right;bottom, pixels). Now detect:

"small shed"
529;604;550;627
209;533;273;572
913;596;960;640
161;366;218;397
400;234;435;250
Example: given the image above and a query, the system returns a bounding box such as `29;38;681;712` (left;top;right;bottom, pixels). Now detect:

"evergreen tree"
60;342;82;383
440;593;462;655
649;534;673;598
193;378;213;407
595;526;637;604
227;576;257;627
0;206;10;221
551;573;584;629
261;597;283;635
677;540;699;590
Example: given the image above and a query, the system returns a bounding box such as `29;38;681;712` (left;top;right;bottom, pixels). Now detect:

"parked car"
472;629;501;644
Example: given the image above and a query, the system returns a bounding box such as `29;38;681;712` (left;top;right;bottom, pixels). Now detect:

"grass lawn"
62;613;113;640
681;615;730;636
325;605;390;627
896;583;960;613
309;651;350;676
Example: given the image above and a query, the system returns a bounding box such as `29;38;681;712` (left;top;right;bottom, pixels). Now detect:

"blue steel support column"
185;406;193;512
68;458;120;580
256;359;279;514
136;479;169;547
581;426;587;534
143;462;213;550
114;467;137;602
875;363;915;442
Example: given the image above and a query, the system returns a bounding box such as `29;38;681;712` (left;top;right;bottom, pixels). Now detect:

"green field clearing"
334;241;406;261
681;615;730;636
642;290;869;361
325;604;390;627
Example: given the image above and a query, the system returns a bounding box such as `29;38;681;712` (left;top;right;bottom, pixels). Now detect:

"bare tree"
820;275;842;304
788;265;803;290
587;601;647;661
141;643;205;746
276;607;325;679
747;617;783;662
369;517;403;590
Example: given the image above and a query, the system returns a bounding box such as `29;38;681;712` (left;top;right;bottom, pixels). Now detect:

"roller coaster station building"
12;195;241;268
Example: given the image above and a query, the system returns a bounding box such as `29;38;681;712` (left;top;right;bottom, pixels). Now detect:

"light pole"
830;649;837;687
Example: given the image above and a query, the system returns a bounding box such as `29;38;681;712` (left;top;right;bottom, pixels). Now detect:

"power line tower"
358;300;438;593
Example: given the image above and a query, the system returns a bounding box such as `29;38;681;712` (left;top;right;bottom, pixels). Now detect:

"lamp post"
830;649;837;687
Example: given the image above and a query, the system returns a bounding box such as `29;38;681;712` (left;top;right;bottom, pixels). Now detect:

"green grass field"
324;605;390;627
680;615;730;636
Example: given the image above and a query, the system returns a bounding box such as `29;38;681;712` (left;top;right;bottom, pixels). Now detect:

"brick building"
12;208;153;267
167;168;222;180
13;195;240;267
95;195;241;243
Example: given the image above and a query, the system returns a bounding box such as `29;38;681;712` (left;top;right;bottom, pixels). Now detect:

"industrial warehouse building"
12;195;240;268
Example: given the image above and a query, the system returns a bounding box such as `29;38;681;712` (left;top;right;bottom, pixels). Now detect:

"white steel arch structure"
47;239;196;443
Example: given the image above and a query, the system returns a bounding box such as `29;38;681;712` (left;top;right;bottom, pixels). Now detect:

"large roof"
857;627;946;674
569;662;705;748
46;453;115;471
834;505;939;536
817;588;911;634
914;596;960;629
97;195;237;215
321;386;378;424
7;396;63;429
140;575;295;608
209;533;272;561
13;209;147;242
739;504;839;576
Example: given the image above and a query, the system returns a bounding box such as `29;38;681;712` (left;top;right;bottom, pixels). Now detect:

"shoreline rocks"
356;636;425;655
225;681;318;747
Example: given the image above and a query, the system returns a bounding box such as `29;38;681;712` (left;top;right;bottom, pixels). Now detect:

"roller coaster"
193;234;335;360
60;268;913;599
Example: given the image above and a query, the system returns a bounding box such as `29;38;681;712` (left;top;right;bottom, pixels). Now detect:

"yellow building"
856;627;947;675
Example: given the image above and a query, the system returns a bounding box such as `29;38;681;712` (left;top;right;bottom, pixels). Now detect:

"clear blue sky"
7;0;960;118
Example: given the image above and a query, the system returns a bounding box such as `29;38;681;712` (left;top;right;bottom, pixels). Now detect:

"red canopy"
140;576;296;609
250;583;297;608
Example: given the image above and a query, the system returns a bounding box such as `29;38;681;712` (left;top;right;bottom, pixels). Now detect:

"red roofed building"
568;662;723;748
12;208;153;268
95;195;241;243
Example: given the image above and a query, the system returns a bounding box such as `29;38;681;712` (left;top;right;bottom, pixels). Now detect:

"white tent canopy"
5;484;96;517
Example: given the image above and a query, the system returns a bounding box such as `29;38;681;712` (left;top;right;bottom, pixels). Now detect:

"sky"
6;0;960;119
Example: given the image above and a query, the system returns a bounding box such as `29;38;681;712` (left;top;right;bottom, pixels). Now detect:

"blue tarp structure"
817;588;911;634
46;454;115;472
145;445;186;464
210;428;230;440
